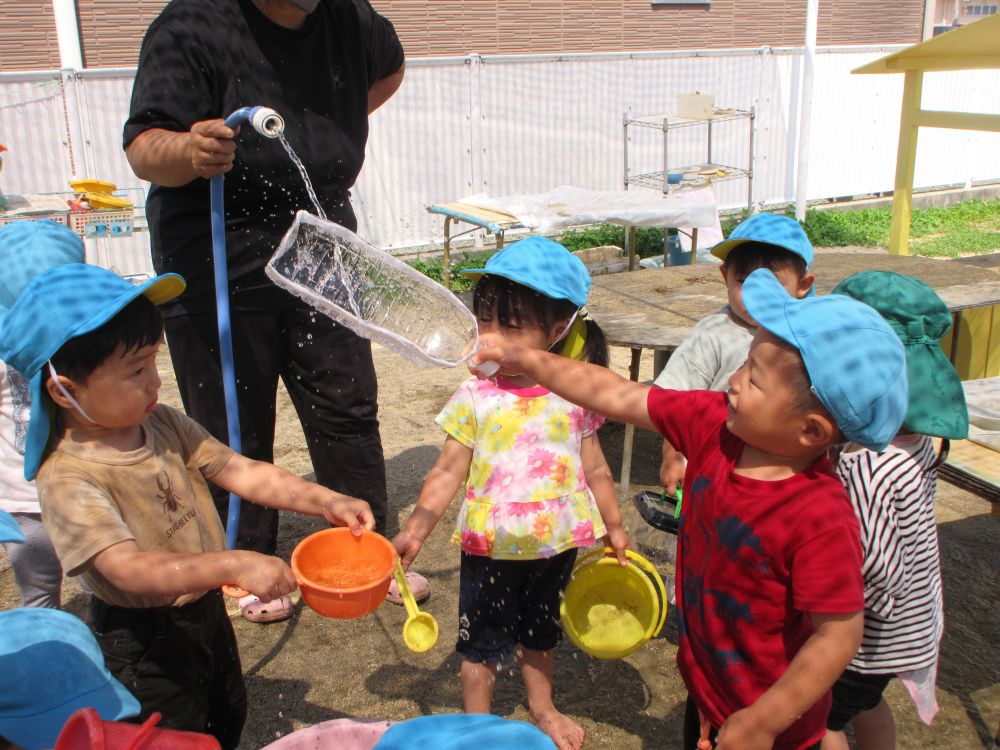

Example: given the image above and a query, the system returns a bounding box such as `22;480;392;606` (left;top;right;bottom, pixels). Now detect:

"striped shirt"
837;435;944;674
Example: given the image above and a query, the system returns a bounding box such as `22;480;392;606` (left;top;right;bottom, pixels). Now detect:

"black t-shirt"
124;0;403;315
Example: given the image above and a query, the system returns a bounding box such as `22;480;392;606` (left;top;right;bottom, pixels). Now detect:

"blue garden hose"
211;106;285;550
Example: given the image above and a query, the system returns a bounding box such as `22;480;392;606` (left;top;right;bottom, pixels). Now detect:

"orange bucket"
291;528;397;619
55;707;221;749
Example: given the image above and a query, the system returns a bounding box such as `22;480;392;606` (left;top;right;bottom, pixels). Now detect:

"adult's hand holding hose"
189;119;238;179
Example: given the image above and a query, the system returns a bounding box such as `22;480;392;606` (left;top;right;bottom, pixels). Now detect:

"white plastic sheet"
457;185;718;235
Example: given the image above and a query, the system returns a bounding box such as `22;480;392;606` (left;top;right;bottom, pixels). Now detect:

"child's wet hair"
473;274;609;367
724;241;808;282
49;295;163;383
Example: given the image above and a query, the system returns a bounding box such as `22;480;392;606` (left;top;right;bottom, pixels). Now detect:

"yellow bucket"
560;548;667;660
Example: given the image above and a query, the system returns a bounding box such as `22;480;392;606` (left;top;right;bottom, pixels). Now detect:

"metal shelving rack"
623;108;755;213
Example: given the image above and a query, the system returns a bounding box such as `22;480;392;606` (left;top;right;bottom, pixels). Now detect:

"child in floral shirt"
392;237;627;750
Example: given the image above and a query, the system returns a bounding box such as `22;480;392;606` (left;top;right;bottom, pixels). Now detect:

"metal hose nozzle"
251;107;284;138
224;106;284;138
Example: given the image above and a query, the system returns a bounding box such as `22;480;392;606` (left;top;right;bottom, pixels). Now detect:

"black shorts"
827;669;894;731
90;590;247;750
456;549;577;663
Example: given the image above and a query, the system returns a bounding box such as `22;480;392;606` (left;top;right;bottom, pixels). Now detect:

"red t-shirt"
648;388;863;750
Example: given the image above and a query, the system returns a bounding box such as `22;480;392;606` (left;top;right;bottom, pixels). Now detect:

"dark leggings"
164;297;387;553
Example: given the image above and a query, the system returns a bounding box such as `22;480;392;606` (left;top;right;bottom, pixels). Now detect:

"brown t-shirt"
37;405;233;608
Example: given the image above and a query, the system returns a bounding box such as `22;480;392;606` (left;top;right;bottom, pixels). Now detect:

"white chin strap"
550;308;580;348
47;361;97;424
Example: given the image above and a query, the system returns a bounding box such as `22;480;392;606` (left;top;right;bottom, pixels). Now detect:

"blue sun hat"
742;268;908;451
374;714;557;750
0;508;25;544
461;236;590;307
0;608;140;750
711;213;814;267
0;220;85;315
0;264;185;480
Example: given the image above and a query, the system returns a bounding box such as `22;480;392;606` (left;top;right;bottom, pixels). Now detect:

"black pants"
683;695;821;750
163;298;388;553
90;591;246;750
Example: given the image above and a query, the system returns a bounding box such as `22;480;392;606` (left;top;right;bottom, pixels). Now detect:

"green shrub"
407;249;493;292
558;224;670;258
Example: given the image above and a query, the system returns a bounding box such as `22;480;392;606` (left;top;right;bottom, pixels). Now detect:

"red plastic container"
291;528;396;619
55;708;221;749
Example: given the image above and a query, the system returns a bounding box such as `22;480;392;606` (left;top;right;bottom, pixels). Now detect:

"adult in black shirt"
124;0;402;573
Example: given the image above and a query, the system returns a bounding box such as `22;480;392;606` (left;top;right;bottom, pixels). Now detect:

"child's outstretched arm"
210;454;375;533
714;610;863;750
581;434;628;565
90;541;297;604
473;338;656;432
392;436;473;569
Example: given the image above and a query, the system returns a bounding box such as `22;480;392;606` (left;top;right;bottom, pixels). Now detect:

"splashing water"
278;133;326;220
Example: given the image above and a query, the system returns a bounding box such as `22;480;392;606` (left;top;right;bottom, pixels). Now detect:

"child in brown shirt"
0;263;374;749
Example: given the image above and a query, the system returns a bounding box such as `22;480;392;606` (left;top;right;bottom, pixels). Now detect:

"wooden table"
588;252;1000;502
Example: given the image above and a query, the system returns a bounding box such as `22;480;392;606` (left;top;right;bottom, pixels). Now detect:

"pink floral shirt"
436;376;607;560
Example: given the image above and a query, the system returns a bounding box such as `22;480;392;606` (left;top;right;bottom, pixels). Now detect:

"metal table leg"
626;225;637;271
443;216;454;288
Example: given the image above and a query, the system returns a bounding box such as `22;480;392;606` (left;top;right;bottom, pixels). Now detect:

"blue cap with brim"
0;609;140;750
0;508;25;544
0;264;185;480
711;213;815;267
742;268;908;451
461;236;590;308
0;220;85;315
374;714;557;749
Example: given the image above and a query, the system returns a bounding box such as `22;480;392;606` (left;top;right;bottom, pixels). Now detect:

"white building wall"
0;46;998;278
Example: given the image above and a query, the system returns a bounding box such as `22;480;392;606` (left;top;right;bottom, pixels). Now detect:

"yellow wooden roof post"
854;14;1000;256
889;69;923;255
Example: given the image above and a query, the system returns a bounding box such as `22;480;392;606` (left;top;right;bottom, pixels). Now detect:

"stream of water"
279;133;326;221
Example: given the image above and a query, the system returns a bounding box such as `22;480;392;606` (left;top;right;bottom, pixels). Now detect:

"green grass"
800;198;1000;257
408;199;1000;290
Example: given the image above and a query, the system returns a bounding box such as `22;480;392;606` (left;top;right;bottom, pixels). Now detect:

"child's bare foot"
531;708;585;750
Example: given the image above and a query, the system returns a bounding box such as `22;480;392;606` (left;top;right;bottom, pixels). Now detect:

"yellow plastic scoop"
69;178;116;194
84;191;133;209
393;560;438;652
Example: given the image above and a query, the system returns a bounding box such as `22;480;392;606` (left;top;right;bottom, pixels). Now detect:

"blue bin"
666;234;691;266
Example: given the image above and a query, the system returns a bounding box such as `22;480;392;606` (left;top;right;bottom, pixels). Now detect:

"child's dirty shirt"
437;376;607;560
37;405;232;609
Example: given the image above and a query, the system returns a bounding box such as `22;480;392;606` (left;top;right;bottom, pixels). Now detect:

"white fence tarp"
1;46;998;277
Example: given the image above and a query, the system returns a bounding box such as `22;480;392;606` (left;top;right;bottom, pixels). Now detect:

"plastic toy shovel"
393;560;438;652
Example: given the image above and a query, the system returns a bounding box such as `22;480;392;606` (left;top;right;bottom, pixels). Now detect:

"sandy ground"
1;319;999;749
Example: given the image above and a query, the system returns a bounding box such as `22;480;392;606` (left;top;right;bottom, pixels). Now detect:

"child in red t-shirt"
473;268;910;750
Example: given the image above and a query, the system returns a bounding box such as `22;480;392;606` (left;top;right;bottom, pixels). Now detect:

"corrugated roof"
853;14;1000;74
